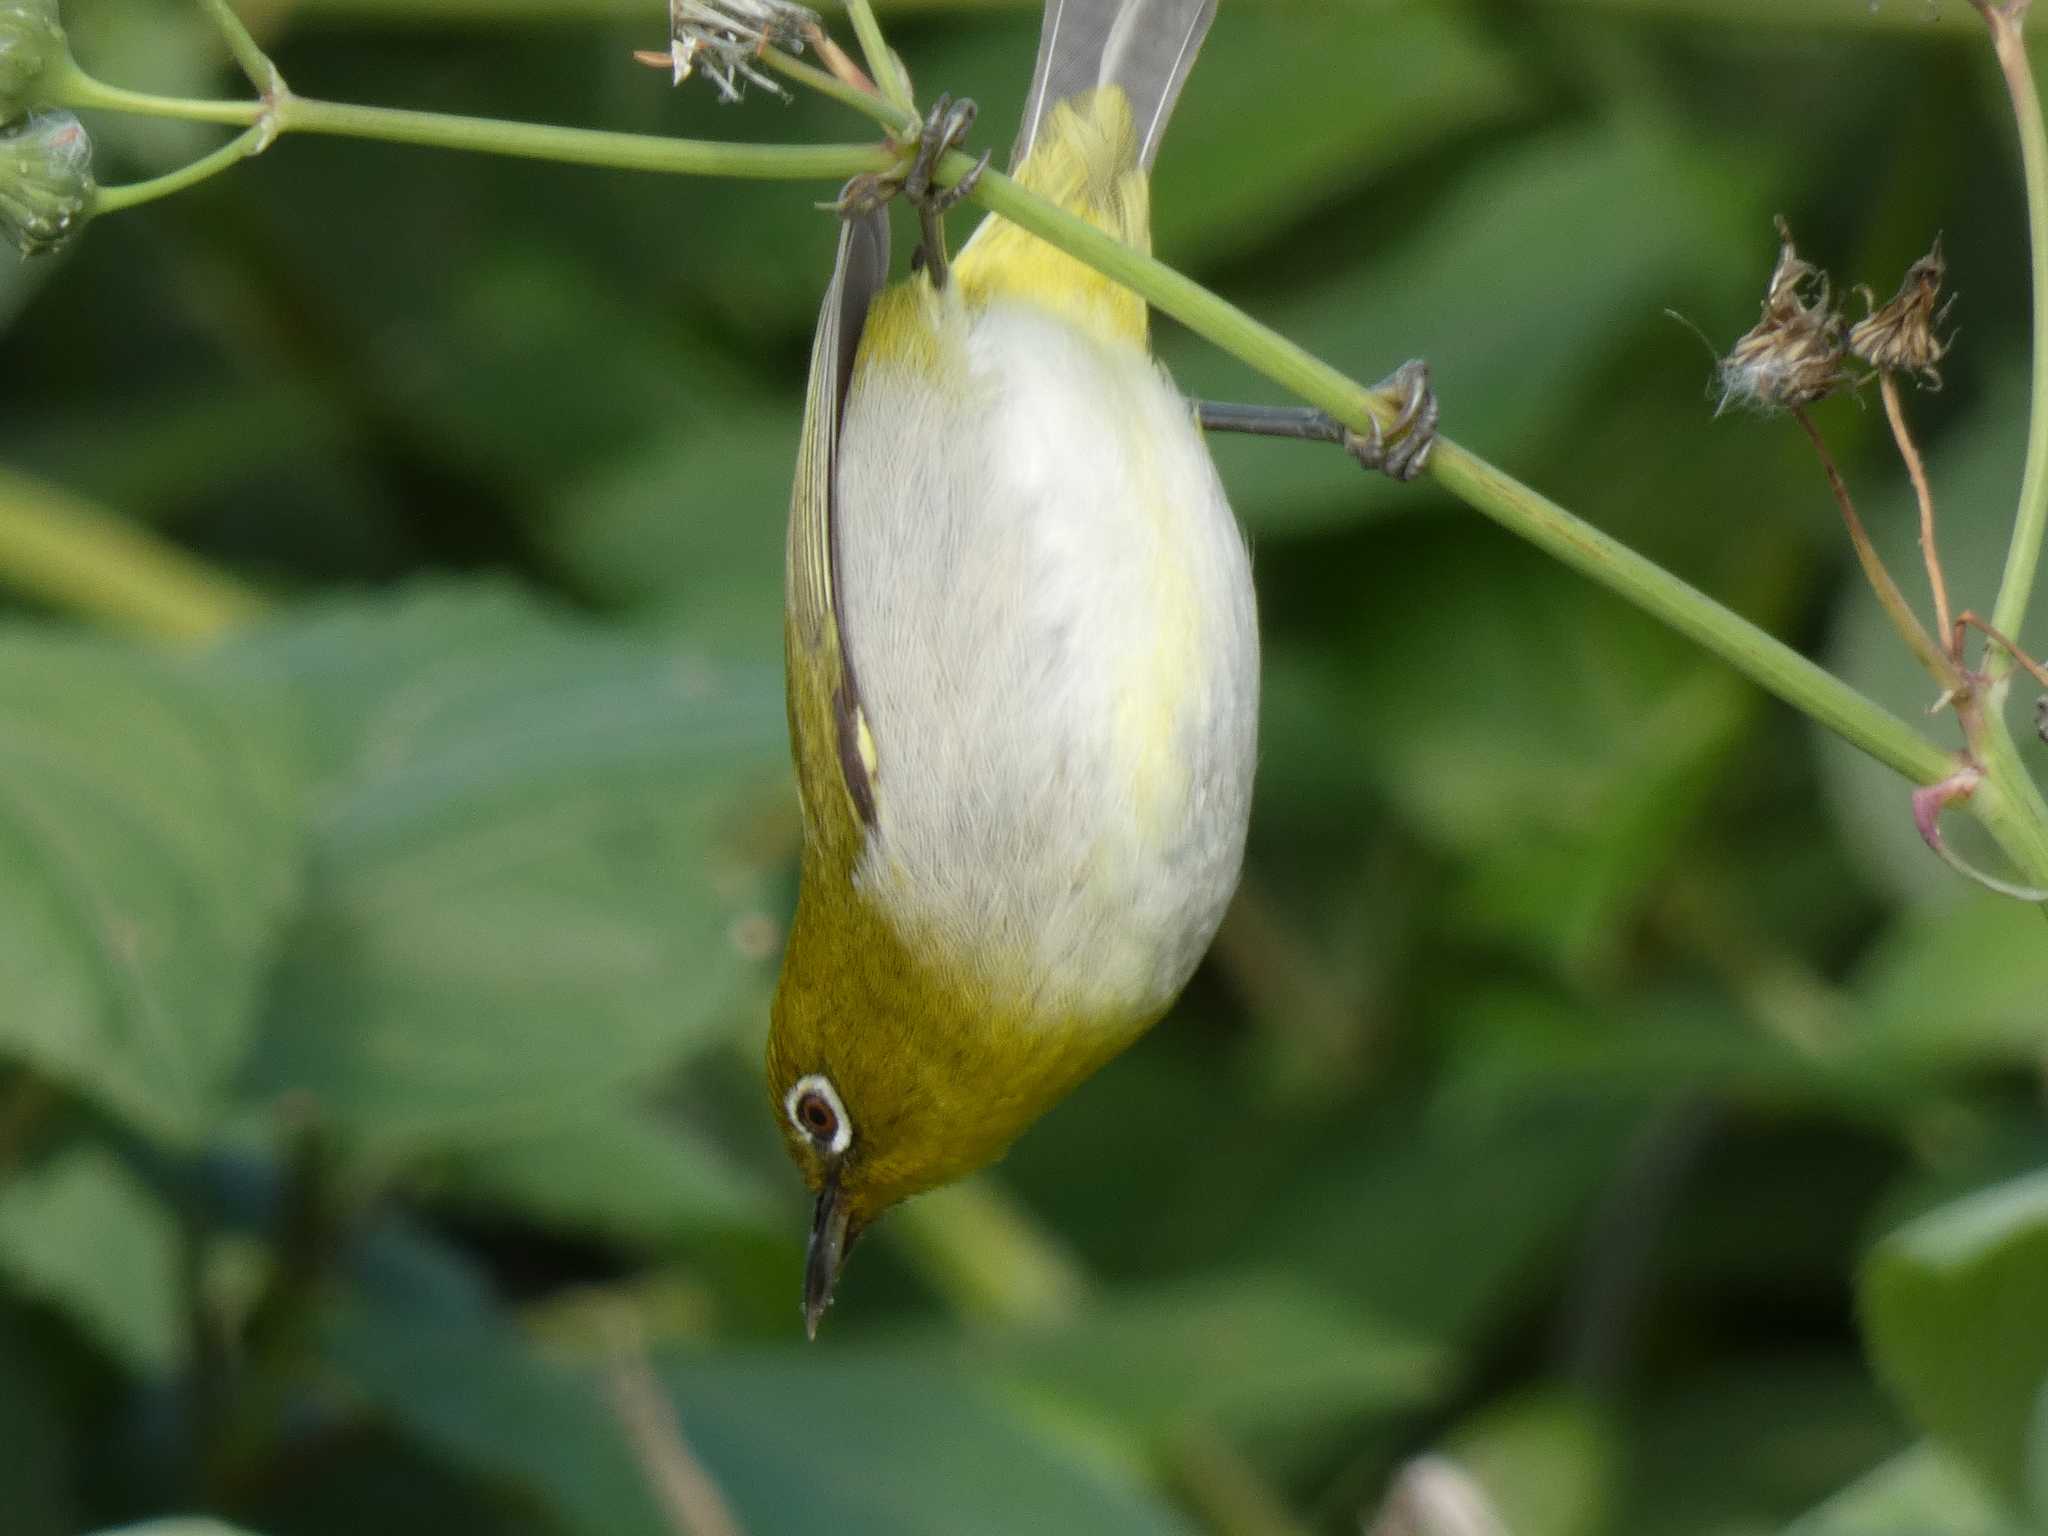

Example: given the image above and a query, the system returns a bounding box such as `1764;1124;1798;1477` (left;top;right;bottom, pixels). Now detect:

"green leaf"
0;634;300;1142
1149;6;1531;268
0;1145;185;1373
324;1299;1196;1536
430;1107;783;1247
541;400;793;662
224;584;790;1152
959;1273;1442;1442
1263;524;1750;975
88;1523;272;1536
1849;894;2048;1075
1784;1443;2030;1536
1861;1170;2048;1505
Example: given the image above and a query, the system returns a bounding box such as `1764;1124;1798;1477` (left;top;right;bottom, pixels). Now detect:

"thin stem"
1791;406;1963;691
53;63;258;126
271;95;890;179
94;125;271;214
888;1178;1088;1327
1961;690;2048;884
759;45;902;132
1879;371;1955;655
1955;610;2048;686
1429;436;1953;786
55;66;894;182
195;0;285;99
842;0;915;118
0;465;266;640
1979;2;2048;655
604;1347;748;1536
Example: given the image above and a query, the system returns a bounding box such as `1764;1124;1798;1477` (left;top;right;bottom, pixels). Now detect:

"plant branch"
842;0;915;118
1878;372;1955;654
195;0;285;100
55;64;895;183
95;124;272;214
1790;406;1962;692
1976;1;2048;657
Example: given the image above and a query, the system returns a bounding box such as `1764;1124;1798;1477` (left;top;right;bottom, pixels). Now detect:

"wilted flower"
1849;237;1955;388
1717;217;1852;414
0;0;66;119
0;110;92;256
666;0;818;102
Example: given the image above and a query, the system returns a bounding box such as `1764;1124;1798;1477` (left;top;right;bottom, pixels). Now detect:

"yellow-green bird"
769;0;1256;1335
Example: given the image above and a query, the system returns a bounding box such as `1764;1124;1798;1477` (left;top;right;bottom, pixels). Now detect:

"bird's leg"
902;93;989;290
1195;360;1440;483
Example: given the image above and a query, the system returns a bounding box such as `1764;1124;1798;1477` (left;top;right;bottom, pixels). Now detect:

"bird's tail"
954;0;1215;340
1012;0;1215;177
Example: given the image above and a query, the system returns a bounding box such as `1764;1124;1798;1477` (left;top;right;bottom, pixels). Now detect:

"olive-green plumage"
769;0;1257;1333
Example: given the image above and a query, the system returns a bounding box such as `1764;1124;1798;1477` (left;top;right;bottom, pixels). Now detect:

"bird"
767;0;1259;1337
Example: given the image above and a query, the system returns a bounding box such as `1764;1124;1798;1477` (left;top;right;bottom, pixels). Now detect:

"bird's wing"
787;205;891;837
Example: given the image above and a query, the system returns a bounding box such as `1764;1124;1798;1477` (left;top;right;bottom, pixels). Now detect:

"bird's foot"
1193;360;1440;484
903;93;988;288
1341;360;1438;483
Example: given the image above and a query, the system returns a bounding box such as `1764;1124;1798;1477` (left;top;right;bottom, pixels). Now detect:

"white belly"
833;296;1259;1026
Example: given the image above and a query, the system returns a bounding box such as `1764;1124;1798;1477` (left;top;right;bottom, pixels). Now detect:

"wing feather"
788;207;890;831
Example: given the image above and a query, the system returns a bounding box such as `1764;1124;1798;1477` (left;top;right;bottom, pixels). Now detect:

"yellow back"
954;86;1150;347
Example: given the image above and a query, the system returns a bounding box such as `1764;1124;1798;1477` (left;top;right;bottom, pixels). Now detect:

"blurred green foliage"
1;1;2046;1534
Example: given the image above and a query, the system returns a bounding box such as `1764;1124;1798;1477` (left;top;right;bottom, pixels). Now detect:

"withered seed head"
1848;236;1955;389
1717;217;1852;415
666;0;818;102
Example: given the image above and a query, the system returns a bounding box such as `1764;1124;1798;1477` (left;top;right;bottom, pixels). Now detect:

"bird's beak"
804;1171;855;1340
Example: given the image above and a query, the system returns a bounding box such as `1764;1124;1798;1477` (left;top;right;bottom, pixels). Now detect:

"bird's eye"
798;1091;837;1139
785;1073;852;1156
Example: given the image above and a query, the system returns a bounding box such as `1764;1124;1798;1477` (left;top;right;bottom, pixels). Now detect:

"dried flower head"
0;0;66;119
666;0;817;102
1849;237;1955;388
0;109;91;256
1717;217;1851;414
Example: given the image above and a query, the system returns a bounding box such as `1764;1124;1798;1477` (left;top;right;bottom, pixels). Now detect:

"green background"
2;1;2047;1533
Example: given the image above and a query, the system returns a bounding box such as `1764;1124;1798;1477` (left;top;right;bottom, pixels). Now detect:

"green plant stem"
1982;2;2048;650
0;465;266;640
95;124;271;214
1963;688;2048;884
760;45;902;128
888;1178;1088;1327
195;0;284;98
56;65;894;182
843;0;915;118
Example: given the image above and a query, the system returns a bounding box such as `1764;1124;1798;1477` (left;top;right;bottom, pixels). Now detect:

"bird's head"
766;885;1119;1336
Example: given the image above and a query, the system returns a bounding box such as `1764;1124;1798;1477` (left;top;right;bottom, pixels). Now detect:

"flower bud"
0;110;93;256
1717;217;1851;414
1849;237;1954;388
0;1;66;120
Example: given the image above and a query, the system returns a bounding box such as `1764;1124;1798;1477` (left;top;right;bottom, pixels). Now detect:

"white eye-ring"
786;1073;852;1156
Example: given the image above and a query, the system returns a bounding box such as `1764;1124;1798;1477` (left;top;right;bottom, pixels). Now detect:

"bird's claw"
903;94;986;285
1341;360;1438;482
